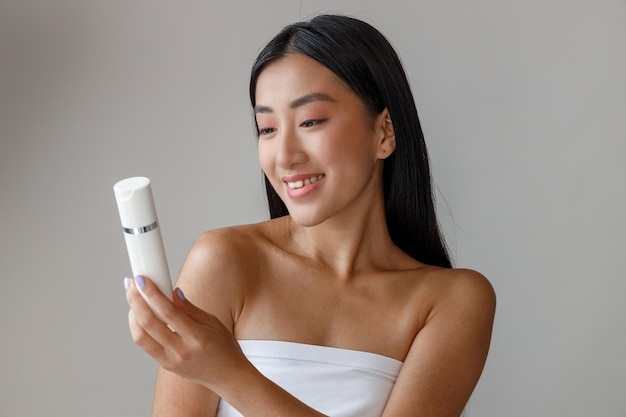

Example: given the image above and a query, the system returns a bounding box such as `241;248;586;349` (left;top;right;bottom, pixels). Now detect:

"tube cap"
113;176;158;228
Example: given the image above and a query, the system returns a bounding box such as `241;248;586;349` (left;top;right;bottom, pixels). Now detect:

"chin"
287;209;327;228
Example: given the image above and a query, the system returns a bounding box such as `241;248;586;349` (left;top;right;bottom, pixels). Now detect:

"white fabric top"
216;340;403;417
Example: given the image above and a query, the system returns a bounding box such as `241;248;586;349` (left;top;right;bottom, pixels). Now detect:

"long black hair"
249;14;451;268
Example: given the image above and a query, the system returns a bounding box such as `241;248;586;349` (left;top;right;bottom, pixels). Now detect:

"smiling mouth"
286;174;324;189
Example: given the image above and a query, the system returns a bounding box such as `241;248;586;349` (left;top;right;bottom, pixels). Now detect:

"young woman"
124;14;496;417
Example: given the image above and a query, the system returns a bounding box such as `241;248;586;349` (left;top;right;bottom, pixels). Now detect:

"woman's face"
255;53;393;227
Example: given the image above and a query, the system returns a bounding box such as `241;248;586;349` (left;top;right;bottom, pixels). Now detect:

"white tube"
114;177;173;305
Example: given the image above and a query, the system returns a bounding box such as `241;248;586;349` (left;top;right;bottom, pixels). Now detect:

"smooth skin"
125;53;496;417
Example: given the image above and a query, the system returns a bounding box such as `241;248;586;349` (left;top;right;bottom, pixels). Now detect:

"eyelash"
257;119;326;137
258;127;276;136
300;119;325;128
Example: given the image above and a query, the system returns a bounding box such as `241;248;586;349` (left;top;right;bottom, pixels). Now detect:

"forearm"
214;362;328;417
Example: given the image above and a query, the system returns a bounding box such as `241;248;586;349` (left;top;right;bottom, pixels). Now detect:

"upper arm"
174;228;248;331
382;270;496;417
153;228;249;417
153;367;219;417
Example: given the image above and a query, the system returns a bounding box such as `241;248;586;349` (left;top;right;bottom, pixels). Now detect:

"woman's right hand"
124;275;250;392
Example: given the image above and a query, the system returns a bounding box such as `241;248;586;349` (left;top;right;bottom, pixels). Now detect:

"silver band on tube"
123;220;159;235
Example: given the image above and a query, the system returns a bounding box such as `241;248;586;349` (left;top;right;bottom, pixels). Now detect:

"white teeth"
287;175;323;189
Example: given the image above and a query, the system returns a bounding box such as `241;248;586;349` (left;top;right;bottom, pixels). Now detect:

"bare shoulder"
174;221;277;327
184;218;284;271
418;266;496;314
381;267;495;416
403;266;497;342
413;267;497;366
445;268;495;304
188;222;269;266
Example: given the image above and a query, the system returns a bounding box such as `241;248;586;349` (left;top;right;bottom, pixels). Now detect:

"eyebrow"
254;92;336;114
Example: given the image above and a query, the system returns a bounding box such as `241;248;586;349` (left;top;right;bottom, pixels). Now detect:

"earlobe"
376;109;396;159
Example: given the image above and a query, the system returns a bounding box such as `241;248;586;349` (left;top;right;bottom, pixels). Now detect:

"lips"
282;174;324;198
286;174;324;189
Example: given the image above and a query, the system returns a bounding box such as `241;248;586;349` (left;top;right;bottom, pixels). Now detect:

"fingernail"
134;275;146;288
176;288;186;302
123;277;130;291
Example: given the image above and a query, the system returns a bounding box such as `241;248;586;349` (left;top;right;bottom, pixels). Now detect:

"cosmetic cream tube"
114;177;173;305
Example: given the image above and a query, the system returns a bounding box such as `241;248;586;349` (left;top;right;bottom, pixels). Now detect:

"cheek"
323;126;378;167
258;142;285;192
257;142;273;174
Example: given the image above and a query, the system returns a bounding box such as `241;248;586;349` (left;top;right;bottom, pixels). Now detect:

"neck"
284;198;399;279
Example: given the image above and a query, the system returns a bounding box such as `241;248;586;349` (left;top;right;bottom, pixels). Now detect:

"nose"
275;127;307;169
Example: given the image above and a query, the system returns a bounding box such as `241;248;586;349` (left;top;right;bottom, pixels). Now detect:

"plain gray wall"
1;1;625;416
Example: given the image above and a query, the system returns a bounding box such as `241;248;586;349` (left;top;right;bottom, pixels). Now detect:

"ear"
374;108;396;159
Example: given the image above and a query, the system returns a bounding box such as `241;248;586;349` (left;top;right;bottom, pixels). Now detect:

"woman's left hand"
124;275;248;391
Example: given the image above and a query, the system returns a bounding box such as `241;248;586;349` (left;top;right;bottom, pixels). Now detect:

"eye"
257;127;276;137
300;119;325;128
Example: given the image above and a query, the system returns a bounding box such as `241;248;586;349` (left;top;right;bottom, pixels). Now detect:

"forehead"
255;53;355;105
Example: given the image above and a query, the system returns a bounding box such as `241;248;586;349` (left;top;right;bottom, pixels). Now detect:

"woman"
124;14;496;417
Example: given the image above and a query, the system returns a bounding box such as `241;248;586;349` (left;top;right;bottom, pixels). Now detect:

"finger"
128;308;166;359
173;287;213;324
172;287;226;334
126;276;181;347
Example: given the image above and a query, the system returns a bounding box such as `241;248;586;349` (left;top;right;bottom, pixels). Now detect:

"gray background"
1;1;625;416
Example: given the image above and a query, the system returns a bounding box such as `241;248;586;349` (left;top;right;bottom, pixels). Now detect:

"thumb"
173;287;215;326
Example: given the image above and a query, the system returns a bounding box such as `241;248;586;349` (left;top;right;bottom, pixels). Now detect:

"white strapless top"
216;340;403;417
